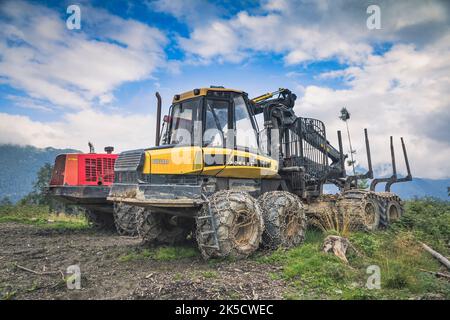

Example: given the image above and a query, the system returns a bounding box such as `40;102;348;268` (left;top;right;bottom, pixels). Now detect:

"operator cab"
160;87;261;155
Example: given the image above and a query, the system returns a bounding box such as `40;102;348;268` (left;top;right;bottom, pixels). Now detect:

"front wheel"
196;190;264;260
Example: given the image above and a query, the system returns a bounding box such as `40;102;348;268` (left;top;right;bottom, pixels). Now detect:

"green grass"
0;204;89;230
118;248;153;262
202;270;219;279
0;284;17;300
154;246;199;261
118;246;199;262
257;199;450;300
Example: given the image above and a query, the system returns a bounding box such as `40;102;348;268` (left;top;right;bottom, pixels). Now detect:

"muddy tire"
113;203;141;236
85;210;115;230
137;210;190;245
258;191;306;249
196;190;264;260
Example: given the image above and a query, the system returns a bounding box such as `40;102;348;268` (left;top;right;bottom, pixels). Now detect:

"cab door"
145;97;203;175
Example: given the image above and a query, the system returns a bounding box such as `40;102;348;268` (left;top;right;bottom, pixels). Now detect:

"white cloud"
172;0;449;65
0;110;156;153
298;42;450;179
150;0;220;27
0;1;166;154
161;0;450;178
0;0;167;110
6;95;53;112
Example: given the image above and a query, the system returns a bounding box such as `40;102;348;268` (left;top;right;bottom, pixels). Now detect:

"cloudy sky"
0;0;449;179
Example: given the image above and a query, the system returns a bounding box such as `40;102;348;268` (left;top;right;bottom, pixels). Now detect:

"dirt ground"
0;223;287;300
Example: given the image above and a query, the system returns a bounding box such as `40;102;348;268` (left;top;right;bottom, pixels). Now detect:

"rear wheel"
258;191;306;249
336;191;382;231
387;199;403;222
85;210;115;231
377;193;404;228
137;210;190;245
113;203;141;236
196;190;264;259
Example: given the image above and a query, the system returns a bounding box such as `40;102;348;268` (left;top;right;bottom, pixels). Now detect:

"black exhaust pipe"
155;92;162;147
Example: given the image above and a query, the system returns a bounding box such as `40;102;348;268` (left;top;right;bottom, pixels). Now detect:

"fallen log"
420;242;450;270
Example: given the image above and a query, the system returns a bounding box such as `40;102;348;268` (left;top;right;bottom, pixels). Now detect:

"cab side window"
233;95;259;151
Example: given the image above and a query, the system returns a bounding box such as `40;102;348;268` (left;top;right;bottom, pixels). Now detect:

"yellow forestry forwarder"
108;87;412;259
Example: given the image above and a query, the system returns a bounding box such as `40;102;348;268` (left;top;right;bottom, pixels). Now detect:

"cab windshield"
163;92;260;153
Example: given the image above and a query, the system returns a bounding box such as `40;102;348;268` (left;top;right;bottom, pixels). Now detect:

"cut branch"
16;264;64;280
419;269;450;280
420;242;450;270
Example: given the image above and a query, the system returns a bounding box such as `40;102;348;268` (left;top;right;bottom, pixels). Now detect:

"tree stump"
322;235;350;263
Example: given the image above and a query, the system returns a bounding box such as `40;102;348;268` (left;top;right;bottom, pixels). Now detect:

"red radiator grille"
83;156;116;185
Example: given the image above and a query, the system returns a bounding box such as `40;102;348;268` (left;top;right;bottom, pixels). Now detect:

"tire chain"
196;190;264;259
113;203;141;236
258;191;307;249
306;190;404;232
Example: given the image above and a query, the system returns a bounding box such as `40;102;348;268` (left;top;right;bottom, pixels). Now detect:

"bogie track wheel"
376;193;404;228
84;210;115;231
196;190;264;260
137;210;190;245
113;203;141;236
362;198;381;231
258;191;306;249
386;199;404;223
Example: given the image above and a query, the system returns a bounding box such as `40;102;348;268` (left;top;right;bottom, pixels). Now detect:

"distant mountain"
0;144;80;203
389;178;449;200
324;164;449;200
371;164;449;199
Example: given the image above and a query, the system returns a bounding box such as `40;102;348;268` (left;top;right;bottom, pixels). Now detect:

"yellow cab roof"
172;87;243;103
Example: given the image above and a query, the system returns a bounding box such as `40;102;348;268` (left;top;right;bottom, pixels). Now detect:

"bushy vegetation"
258;198;450;300
391;198;450;255
0;162;88;230
0;203;88;230
0;145;80;203
18;163;53;206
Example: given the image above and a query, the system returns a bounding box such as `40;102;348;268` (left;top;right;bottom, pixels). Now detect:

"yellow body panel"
143;147;203;175
201;147;231;175
143;146;278;179
214;148;278;179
